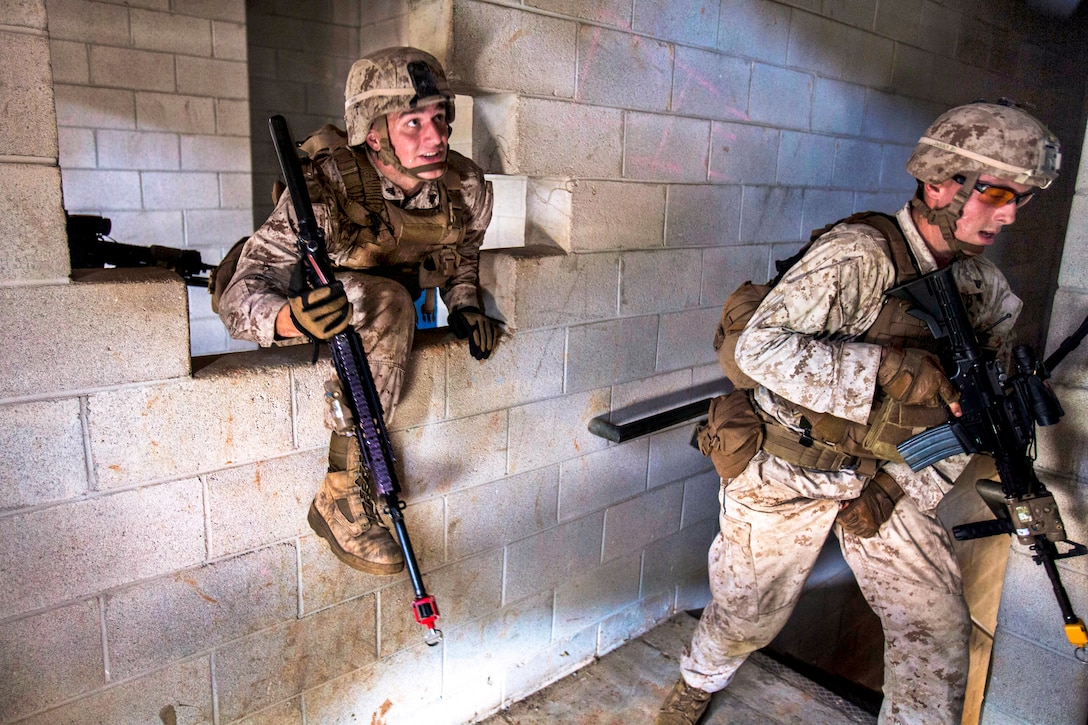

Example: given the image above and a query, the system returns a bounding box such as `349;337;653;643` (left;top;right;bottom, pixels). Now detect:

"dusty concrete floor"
479;611;878;724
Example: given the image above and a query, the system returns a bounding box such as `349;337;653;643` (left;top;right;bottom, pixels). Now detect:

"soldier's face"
928;174;1029;256
369;103;449;187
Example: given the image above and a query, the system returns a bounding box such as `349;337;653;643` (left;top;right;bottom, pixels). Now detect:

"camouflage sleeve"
217;190;334;346
735;225;896;425
441;152;493;312
955;256;1022;367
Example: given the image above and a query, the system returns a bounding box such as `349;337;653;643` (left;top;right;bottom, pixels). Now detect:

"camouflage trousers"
323;271;416;429
681;450;970;725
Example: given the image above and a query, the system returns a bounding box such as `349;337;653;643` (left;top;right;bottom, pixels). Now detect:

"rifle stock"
888;266;1086;652
269;115;441;645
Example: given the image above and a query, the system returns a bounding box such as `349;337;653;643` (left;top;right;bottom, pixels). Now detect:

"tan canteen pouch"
694;388;765;480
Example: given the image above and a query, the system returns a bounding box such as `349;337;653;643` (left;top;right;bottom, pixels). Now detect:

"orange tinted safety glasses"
953;174;1035;208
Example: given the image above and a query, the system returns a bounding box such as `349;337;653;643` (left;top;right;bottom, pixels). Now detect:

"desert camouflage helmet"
906;101;1061;189
344;46;455;147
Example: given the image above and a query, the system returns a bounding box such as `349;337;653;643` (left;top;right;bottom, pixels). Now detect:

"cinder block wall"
2;2;1087;725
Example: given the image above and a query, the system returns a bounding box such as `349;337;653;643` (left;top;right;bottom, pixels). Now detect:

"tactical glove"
448;306;498;360
878;347;959;408
837;471;904;538
287;261;352;340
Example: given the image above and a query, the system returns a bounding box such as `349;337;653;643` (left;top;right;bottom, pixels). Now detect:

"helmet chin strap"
911;171;986;257
371;115;447;182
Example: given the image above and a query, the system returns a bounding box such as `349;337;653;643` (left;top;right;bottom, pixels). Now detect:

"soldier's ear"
365;126;381;152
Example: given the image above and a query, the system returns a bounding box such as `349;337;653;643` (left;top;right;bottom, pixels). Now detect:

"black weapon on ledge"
890;266;1087;655
66;214;213;287
269;114;441;645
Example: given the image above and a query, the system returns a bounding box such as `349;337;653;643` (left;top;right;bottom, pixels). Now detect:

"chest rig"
300;125;467;314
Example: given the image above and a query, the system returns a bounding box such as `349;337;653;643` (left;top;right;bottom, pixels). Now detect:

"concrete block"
673;46;750;122
610;368;694;419
777;131;836;187
740;186;804;242
3;0;46;28
54;84;135;129
840;26;895;88
505;513;605;603
180;134;251;171
566;315;659;393
58;126;96;168
597;591;673;654
602;482;683;561
215;98;250;136
702;244;775;306
451;0;576;97
206;451;323;558
378;549;503;657
215;595;378;722
443;591;555;695
709;121;779;185
0;398;86;511
716;0;791;64
142;171;221;209
0;599;102;722
576;24;671;111
558;439;649;522
633;0;718;47
874;0;921;44
499;252;620;330
219;170;253;208
620;248;703;315
917;1;960;55
231;698;302;725
524;0;632;27
1037;387;1088;482
0;163;69;282
656;306;721;372
554;552;641;638
854;190;905;216
812;78;865;135
1057;194;1088;290
447;326;565;417
176;56;248;99
298;532;394;614
391;409;508;496
508;388;611;475
173;0;246;22
802;190;856;239
87;355;297;488
822;0;875;28
0;478;204;620
212;20;247;60
624;112;711;183
100;209;184;247
89;46;175;92
681;469;721;527
787;12;846;78
0;270;190;399
136;91;216;133
666;184;742;248
648;421;715;486
879;144;913;192
862;89;925;145
749;63;813;129
446;466;559;559
16;656;213;725
641;517;717;597
515;97;624;178
570;180;666;252
49;38;88;85
391;339;446;429
502;625;598;704
301;642;443;725
481;173;527;250
832;138;883;188
131;8;212;55
984;628;1088;725
105;543;297;680
61;168;142;210
183;208;253;247
45;0;130;44
96;130;180;170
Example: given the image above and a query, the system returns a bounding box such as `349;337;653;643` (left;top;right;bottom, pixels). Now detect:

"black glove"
448;306;499;360
287;261;352;340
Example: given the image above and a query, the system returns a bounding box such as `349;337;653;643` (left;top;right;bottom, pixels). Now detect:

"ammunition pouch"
694;388;765;480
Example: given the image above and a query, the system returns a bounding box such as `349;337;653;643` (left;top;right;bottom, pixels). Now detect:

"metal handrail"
588;398;714;443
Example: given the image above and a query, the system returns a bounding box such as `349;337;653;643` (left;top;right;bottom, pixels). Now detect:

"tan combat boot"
308;433;404;575
655;678;713;725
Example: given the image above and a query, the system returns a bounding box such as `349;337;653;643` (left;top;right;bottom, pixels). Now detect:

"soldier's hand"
448;306;499;360
836;471;904;538
878;347;959;408
286;262;352;340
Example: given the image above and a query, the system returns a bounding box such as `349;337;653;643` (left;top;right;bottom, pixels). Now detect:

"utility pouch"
209;237;248;314
694;388;765;480
713;281;771;389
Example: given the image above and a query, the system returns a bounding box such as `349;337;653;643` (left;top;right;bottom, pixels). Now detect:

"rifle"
269;114;442;645
66;214;213;287
890;266;1087;655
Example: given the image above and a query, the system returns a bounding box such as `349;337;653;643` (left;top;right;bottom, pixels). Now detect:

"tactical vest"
714;212;949;475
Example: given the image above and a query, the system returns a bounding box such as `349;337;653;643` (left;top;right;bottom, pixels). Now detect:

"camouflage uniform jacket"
219;147;493;347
